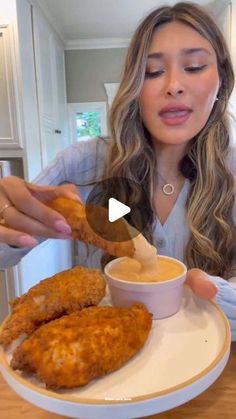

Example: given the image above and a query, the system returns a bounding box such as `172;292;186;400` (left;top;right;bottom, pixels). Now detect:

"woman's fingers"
0;205;72;247
0;177;81;245
185;268;218;300
0;225;39;247
26;182;81;203
0;178;80;234
2;205;72;240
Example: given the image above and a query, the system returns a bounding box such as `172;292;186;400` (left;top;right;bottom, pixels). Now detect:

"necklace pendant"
162;183;174;195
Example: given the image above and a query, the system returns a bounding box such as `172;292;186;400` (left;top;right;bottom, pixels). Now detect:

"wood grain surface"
0;342;235;419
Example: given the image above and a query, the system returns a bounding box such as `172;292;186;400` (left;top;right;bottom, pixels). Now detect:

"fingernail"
54;220;72;234
19;235;38;247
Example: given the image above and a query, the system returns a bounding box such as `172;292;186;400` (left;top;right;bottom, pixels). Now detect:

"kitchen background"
0;0;236;321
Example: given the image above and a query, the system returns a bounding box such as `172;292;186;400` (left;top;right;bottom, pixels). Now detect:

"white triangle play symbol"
108;198;131;222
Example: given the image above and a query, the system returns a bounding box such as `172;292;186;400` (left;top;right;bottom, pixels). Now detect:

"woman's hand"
186;268;218;299
0;176;81;248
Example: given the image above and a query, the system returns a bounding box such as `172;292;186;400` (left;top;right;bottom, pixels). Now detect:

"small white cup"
104;255;187;319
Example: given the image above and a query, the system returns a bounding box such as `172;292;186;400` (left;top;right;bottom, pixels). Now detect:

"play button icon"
108;198;130;222
85;176;150;242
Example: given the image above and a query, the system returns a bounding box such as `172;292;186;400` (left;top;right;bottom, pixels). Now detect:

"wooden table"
0;342;235;419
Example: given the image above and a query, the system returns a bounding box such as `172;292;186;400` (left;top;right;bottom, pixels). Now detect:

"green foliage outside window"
76;111;101;139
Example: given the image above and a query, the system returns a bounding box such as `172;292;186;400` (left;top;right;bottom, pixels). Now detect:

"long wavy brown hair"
105;2;235;277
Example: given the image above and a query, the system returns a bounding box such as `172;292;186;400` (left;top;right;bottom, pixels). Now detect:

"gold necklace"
157;172;178;196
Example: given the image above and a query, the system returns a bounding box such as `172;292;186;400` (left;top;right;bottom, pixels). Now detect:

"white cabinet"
0;0;70;170
0;25;22;149
15;2;72;296
0;0;72;321
0;267;19;321
32;6;69;166
16;240;73;295
0;239;73;322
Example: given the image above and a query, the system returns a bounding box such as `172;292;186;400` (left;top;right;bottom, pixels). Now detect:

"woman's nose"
167;87;184;97
165;70;185;97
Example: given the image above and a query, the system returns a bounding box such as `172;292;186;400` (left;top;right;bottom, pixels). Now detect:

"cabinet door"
52;35;69;154
0;240;73;321
32;7;55;166
17;240;73;294
32;7;69;166
7;6;73;302
0;26;22;149
0;270;11;321
0;268;19;322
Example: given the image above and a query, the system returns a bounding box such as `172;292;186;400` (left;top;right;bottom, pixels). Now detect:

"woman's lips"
159;109;192;126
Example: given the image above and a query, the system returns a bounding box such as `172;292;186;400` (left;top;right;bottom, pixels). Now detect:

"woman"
0;3;235;336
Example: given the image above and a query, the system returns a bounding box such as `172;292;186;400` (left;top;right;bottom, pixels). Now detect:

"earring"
215;96;219;101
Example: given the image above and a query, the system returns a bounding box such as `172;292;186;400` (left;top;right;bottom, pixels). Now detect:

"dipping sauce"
132;233;157;270
108;256;185;283
121;221;158;270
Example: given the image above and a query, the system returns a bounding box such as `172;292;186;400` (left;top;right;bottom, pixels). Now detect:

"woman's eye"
145;70;164;78
185;65;207;73
144;64;207;78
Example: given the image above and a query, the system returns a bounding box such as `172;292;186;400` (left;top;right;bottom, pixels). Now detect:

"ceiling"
36;0;229;48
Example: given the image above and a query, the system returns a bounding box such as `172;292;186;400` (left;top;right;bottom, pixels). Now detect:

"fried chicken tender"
11;304;152;389
47;197;135;258
0;266;105;349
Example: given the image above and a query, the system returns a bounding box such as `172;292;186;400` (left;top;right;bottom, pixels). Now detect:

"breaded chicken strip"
0;266;105;349
11;304;152;389
47;197;135;258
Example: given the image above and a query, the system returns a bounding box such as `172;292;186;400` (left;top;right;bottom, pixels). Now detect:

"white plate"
0;288;231;419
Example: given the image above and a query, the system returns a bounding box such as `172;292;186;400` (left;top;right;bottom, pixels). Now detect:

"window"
68;102;107;142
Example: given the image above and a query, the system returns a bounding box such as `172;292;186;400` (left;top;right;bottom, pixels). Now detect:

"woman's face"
139;21;220;147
